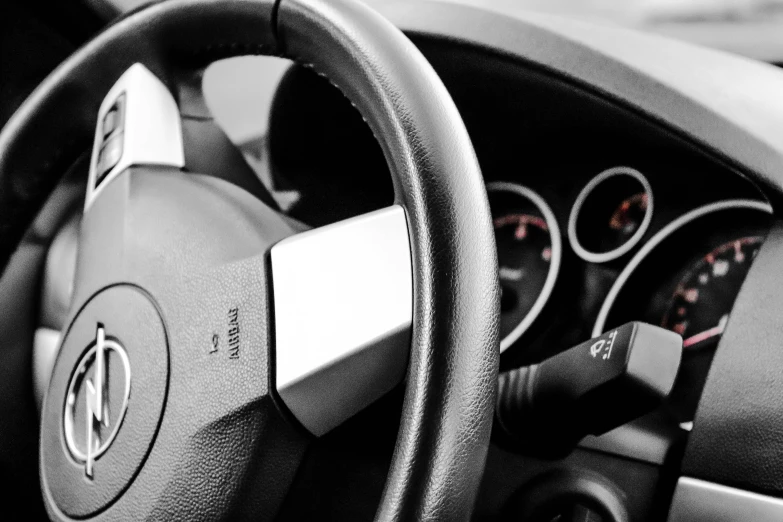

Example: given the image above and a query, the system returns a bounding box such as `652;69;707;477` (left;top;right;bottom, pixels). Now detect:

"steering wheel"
0;0;500;519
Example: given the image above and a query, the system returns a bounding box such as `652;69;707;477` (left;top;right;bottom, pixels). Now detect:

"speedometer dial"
662;237;763;351
487;182;561;353
593;200;772;423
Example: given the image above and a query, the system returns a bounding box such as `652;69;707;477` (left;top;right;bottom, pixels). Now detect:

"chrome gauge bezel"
593;199;773;337
487;181;562;353
569;166;654;263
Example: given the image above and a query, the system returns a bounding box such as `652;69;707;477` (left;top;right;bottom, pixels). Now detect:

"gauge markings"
713;259;729;277
493;214;549;241
591;200;772;424
487;182;561;352
494;212;551;322
499;266;525;281
662;236;763;350
609;192;649;233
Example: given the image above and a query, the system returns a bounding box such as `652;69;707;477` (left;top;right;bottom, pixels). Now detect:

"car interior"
2;0;783;520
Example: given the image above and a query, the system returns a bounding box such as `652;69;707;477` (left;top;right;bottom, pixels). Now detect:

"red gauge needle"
682;315;729;348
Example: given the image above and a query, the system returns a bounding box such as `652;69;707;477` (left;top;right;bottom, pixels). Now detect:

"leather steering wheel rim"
0;0;499;519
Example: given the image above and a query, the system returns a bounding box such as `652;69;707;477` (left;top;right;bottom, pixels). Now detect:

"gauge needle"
682;315;729;348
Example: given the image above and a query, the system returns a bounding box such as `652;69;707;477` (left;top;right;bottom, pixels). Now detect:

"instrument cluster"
489;166;772;426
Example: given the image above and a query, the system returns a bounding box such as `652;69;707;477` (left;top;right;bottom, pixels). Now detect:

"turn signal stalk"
496;322;682;458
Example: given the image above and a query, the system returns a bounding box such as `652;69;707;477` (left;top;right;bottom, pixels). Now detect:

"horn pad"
40;285;169;518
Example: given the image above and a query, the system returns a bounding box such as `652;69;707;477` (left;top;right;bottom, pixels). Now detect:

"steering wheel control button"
102;95;124;139
95;95;126;186
95;133;124;186
41;285;169;518
102;109;118;137
496;322;682;457
86;64;184;211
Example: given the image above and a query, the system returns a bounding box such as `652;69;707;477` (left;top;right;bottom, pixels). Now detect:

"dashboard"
257;34;774;520
8;2;782;520
486;173;771;429
265;41;771;370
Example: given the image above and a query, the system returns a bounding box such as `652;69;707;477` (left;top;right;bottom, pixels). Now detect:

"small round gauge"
487;182;562;353
662;237;763;350
594;200;772;423
569;167;653;263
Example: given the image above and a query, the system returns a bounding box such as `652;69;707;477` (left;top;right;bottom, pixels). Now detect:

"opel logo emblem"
63;325;131;478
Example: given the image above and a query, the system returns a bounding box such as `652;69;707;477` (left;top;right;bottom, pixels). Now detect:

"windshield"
104;0;783;62
491;0;783;62
99;0;783;146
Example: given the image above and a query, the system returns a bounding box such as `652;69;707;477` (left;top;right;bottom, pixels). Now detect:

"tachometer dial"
662;237;763;350
494;213;552;329
487;182;561;352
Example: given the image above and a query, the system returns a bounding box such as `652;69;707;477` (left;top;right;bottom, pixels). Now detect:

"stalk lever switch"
496;322;682;458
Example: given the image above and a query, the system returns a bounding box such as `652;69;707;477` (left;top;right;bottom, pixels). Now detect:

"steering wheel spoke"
271;206;413;436
84;63;184;212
